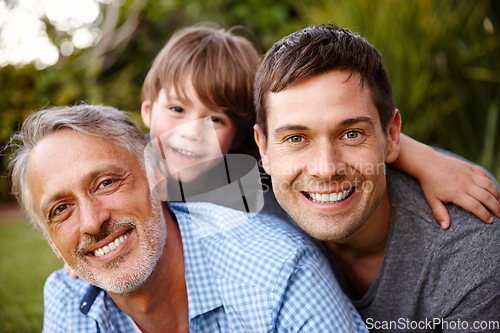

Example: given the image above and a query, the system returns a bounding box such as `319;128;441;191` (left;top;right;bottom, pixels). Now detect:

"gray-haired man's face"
26;129;166;294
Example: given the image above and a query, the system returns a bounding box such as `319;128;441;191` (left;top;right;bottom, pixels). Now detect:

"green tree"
1;0;499;203
295;0;500;179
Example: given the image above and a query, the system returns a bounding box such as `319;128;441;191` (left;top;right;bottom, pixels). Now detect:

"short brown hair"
142;23;259;152
255;24;395;137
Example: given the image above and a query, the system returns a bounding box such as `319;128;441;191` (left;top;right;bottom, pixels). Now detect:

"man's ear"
254;124;271;175
47;239;64;261
385;109;402;164
141;100;152;129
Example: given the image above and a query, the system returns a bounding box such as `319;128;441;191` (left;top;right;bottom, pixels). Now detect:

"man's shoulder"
420;210;500;319
171;201;327;287
386;164;500;283
381;166;500;321
386;163;500;278
386;165;429;212
43;269;100;332
44;269;93;304
170;200;315;248
433;203;500;260
187;203;365;332
43;270;134;332
165;202;366;332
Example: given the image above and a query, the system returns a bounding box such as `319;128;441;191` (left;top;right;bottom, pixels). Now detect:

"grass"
0;215;62;333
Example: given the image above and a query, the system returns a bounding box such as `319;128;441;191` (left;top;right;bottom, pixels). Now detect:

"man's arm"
274;246;368;332
392;133;500;229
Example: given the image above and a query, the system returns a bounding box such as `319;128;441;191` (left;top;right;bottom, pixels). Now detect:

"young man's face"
26;129;166;294
255;70;401;242
141;80;236;182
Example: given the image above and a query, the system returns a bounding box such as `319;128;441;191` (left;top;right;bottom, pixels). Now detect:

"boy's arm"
392;134;500;229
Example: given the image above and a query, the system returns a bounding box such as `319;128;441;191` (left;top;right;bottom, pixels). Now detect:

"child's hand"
63;263;79;280
394;133;500;229
419;151;500;229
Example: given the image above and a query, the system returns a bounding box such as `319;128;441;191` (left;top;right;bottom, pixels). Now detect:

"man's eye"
50;204;69;218
98;179;116;189
343;130;361;139
287;135;304;143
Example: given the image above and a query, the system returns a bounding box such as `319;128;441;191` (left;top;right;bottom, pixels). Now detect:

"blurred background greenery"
1;0;499;202
0;1;498;331
0;209;61;332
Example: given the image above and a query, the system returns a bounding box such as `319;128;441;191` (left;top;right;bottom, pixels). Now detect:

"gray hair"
8;104;149;234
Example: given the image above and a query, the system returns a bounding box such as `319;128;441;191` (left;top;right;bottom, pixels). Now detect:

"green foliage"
294;0;500;178
0;1;498;330
0;0;499;204
0;219;61;332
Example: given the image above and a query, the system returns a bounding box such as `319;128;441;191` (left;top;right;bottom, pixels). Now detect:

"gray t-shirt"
331;166;500;332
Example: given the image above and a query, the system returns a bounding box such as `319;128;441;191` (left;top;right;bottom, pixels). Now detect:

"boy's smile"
142;83;236;182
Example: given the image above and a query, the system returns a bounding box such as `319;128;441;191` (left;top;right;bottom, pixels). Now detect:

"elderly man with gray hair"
9;104;367;332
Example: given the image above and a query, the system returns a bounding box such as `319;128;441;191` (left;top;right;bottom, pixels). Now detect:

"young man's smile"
255;70;401;242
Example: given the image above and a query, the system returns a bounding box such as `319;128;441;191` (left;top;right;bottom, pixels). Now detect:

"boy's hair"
8;104;149;235
254;24;395;137
142;23;259;153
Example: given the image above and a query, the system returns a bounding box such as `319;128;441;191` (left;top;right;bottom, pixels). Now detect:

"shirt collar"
80;284;102;315
78;202;224;322
79;284;113;326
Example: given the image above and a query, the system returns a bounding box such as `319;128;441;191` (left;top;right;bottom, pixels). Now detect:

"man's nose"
307;142;344;180
79;197;111;235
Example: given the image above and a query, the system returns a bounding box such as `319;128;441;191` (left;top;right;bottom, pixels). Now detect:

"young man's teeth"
94;232;130;257
309;189;353;203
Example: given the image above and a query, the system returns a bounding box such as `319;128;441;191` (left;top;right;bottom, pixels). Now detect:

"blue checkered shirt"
43;202;367;332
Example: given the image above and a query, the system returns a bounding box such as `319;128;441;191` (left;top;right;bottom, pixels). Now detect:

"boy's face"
141;82;236;182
